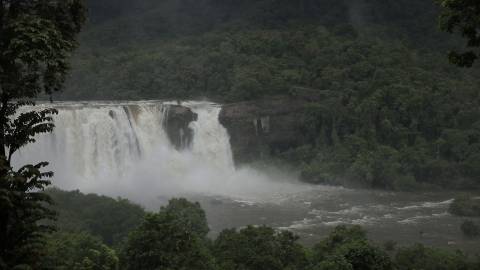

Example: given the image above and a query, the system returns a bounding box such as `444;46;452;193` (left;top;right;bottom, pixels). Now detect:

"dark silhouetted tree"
395;243;471;270
438;0;480;67
122;198;215;270
213;225;308;270
0;0;85;268
311;225;393;270
42;232;119;270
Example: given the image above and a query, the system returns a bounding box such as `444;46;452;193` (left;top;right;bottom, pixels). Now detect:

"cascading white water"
12;102;475;251
186;102;235;171
14;102;168;181
13;101;308;205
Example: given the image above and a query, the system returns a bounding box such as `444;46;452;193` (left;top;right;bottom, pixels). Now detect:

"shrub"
122;198;215;270
449;196;480;217
384;240;397;252
460;220;479;238
213;226;308;270
42;232;119;270
311;226;393;270
395;244;470;270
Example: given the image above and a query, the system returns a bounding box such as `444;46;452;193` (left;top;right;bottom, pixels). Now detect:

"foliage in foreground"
45;188;145;247
449;196;480;217
42;232;119;270
438;0;480;67
0;1;85;268
460;220;480;238
42;192;480;270
395;243;472;270
311;225;392;270
213;226;308;270
122;198;215;270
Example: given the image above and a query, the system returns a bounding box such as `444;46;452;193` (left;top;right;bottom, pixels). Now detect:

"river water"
13;101;480;254
195;189;480;254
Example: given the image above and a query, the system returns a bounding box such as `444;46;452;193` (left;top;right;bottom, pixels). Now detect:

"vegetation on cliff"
57;0;480;190
63;0;470;101
3;1;480;269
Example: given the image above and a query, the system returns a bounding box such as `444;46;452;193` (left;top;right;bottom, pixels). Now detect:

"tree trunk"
0;97;8;161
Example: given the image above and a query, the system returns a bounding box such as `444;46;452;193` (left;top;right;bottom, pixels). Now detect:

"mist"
13;101;312;208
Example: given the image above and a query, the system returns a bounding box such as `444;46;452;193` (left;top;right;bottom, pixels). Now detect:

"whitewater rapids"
11;100;480;252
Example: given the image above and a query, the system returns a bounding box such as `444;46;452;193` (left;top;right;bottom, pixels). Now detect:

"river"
13;101;480;254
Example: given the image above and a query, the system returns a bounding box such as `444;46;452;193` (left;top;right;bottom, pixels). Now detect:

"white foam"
279;218;317;230
398;215;435;224
395;199;454;210
351;216;378;225
13;101;313;206
328;206;364;215
322;220;345;226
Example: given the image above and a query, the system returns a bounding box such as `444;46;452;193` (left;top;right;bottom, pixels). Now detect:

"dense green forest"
46;188;145;247
41;189;480;270
57;0;480;191
63;0;469;100
2;0;480;269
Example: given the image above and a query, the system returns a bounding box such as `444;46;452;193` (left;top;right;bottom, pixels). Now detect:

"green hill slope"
57;0;480;190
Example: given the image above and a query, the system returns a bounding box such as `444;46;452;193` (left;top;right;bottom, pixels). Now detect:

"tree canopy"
0;0;85;100
438;0;480;67
122;198;215;270
51;0;480;190
213;226;308;270
0;1;85;268
39;192;480;270
45;188;146;247
42;232;119;270
311;226;393;270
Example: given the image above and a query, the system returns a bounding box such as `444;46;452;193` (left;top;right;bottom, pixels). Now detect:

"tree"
460;220;479;238
438;0;480;67
122;198;216;270
0;1;85;268
42;232;118;270
46;188;146;247
160;198;210;237
449;196;480;217
213;226;308;270
311;226;393;270
395;244;471;270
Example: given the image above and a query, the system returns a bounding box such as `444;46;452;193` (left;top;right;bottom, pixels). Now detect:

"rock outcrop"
220;94;316;164
164;105;198;150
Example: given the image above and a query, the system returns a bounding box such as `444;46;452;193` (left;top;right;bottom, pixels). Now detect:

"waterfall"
13;101;307;204
186;102;234;171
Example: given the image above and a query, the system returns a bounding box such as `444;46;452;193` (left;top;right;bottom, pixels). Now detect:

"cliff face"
164;105;197;150
219;95;315;164
164;95;316;164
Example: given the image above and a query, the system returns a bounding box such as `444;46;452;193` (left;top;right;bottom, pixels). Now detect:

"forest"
40;189;480;270
1;0;480;269
56;0;480;191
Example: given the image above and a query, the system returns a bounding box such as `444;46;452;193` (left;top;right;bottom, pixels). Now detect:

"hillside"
61;0;467;101
57;0;480;190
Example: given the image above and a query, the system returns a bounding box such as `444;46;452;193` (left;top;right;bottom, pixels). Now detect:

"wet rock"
164;105;198;150
219;93;320;164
